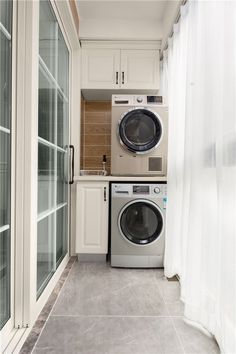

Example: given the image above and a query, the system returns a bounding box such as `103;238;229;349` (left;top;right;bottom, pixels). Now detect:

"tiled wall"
80;100;111;174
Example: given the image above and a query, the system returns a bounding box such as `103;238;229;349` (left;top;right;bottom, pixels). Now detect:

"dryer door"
118;108;162;154
118;200;163;245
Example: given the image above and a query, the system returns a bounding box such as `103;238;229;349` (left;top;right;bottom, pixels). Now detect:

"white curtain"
164;1;236;353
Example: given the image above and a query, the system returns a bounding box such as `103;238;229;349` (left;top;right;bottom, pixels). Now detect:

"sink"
80;169;107;176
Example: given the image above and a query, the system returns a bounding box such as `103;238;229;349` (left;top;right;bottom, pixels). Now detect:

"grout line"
50;314;183;318
155;277;186;354
30;258;77;354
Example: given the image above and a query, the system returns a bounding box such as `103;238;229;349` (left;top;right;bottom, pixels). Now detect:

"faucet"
102;155;107;175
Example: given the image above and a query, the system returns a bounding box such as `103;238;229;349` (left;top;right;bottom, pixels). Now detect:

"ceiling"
77;0;179;41
77;1;167;21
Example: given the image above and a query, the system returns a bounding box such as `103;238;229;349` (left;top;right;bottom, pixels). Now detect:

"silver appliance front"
110;183;167;268
111;95;168;176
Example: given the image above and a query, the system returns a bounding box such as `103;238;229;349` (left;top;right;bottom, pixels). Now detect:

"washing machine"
111;182;167;268
111;95;168;176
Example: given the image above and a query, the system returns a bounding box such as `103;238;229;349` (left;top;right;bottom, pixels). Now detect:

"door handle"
69;145;74;184
122;71;124;84
116;71;119;85
104;187;107;202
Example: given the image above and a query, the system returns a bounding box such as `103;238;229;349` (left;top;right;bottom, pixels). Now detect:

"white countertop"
74;175;167;182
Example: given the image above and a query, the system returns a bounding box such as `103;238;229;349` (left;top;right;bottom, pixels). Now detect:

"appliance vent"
148;157;162;172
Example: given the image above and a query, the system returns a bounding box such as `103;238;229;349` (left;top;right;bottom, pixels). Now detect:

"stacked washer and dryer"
110;95;168;268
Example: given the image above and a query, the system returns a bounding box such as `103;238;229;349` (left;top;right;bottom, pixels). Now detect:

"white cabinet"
121;50;159;89
81;47;159;90
76;182;109;254
82;49;120;89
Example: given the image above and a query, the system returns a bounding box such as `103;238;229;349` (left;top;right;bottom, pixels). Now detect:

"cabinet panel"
121;50;159;89
76;182;108;254
82;49;120;89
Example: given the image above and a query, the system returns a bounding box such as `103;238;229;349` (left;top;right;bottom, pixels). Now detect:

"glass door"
37;0;69;298
119;109;162;153
0;0;12;329
119;200;163;245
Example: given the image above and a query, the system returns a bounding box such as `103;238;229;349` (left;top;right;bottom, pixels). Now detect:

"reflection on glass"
125;114;157;145
0;132;10;227
0;0;12;329
58;28;69;98
0;230;10;328
120;202;163;245
38;143;56;214
57;93;68;148
57;151;68;205
37;215;55;296
38;69;56;143
56;206;67;263
0;1;12;34
0;33;11;129
39;0;57;79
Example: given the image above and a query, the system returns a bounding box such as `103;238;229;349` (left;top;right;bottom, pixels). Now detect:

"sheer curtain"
164;2;236;353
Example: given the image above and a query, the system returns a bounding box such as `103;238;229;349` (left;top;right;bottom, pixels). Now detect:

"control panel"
112;95;163;107
112;183;167;198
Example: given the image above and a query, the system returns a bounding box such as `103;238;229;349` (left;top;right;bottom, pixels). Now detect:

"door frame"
2;0;80;352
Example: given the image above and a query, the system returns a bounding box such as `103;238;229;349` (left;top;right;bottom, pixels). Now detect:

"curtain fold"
164;1;236;353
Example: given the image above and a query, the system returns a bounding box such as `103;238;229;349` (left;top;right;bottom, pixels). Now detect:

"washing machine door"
118;199;163;245
118;108;162;154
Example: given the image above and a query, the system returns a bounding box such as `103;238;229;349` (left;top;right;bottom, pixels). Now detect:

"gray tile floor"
32;262;220;354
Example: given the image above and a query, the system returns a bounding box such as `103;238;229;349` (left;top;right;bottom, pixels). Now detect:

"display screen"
133;185;150;194
147;96;163;104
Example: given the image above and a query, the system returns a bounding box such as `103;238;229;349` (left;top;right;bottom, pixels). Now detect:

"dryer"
111;182;167;268
111;95;168;176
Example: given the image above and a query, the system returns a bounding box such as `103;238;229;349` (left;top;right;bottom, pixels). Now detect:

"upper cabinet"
120;50;159;89
82;49;120;89
81;42;160;91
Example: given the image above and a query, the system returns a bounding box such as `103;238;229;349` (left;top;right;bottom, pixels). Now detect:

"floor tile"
157;276;184;316
52;262;168;316
173;318;220;354
34;316;184;354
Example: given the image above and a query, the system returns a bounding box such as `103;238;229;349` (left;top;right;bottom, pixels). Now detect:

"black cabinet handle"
116;71;119;85
69;145;74;184
104;187;107;202
122;71;124;84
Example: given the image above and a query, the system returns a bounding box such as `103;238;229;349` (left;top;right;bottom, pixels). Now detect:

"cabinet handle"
122;71;124;84
104;187;107;202
69;145;74;184
116;71;119;85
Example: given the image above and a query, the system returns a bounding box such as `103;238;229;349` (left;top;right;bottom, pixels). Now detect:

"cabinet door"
121;50;159;90
82;49;120;89
76;182;109;254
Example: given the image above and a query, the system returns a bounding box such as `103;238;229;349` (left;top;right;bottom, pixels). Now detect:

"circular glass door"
119;200;163;245
118;109;162;154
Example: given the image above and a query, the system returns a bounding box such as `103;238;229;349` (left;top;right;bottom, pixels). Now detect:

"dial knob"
154;187;161;194
137;97;143;103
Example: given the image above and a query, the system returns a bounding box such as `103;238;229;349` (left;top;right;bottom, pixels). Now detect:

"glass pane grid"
37;0;69;297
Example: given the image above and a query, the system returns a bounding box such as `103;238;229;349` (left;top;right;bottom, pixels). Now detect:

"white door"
82;49;120;89
37;0;70;299
76;182;108;254
121;49;159;90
